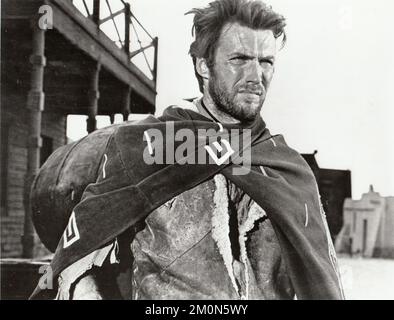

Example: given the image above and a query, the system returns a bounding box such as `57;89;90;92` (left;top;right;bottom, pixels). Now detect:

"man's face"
208;22;277;122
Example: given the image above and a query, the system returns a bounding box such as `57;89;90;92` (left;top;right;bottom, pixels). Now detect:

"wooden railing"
72;0;158;84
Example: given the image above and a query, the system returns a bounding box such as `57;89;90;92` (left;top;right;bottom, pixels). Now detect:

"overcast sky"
68;0;394;199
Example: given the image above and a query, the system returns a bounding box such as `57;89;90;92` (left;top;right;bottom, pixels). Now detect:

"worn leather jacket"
131;174;294;300
57;173;294;300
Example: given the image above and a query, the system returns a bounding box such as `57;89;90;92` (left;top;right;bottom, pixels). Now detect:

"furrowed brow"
229;52;254;59
229;53;276;62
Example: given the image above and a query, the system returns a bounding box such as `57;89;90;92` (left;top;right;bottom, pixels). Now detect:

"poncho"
31;106;344;299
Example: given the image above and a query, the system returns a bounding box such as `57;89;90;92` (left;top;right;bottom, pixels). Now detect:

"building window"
40;135;53;167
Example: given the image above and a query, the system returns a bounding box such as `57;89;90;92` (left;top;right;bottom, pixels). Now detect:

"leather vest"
131;174;294;300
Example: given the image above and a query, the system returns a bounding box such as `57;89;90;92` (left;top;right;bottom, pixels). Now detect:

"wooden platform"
2;0;156;116
1;0;157;259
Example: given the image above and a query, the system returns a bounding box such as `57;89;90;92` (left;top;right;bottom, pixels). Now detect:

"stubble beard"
208;71;264;123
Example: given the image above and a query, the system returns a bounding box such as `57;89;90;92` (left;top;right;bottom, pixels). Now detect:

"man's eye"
230;57;247;65
260;59;274;66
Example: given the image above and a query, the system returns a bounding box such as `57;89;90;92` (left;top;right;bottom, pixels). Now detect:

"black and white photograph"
1;0;393;304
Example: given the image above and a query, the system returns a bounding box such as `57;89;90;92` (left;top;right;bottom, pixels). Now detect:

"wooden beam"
153;37;159;86
92;0;100;25
124;3;131;58
23;20;46;259
122;86;132;121
86;63;101;133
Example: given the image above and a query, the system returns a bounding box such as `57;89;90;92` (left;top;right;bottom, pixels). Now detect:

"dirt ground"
338;256;394;300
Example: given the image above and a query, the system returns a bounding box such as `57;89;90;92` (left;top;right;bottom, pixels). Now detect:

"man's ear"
195;57;210;80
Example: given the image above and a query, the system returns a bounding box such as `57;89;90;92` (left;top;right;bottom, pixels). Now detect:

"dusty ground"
338;256;394;300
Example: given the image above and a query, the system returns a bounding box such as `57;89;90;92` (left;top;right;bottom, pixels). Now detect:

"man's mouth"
238;88;264;96
240;91;263;98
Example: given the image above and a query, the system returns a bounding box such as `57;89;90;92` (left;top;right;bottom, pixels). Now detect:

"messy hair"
186;0;286;92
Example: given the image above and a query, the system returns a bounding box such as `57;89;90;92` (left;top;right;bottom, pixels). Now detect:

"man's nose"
245;60;263;84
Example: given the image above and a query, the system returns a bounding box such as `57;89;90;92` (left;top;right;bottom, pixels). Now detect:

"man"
32;0;344;300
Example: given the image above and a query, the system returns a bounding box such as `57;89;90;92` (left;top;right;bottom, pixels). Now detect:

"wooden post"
92;0;100;25
122;86;131;122
22;22;46;258
124;3;131;59
86;63;101;133
109;114;115;124
153;37;159;87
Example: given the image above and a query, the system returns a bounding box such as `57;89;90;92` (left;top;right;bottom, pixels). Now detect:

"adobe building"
335;186;394;258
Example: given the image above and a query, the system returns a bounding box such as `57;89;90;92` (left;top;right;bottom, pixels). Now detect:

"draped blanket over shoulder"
30;106;344;300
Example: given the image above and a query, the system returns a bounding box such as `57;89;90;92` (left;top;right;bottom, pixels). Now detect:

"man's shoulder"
162;98;200;115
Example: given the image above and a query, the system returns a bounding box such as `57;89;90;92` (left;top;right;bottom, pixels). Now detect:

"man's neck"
197;95;240;124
